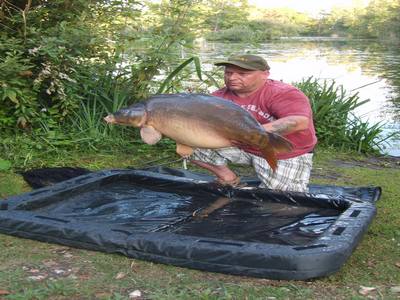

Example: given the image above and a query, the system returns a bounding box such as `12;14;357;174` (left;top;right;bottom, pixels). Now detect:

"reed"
295;77;392;154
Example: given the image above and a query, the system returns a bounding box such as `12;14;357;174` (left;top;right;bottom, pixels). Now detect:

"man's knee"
255;154;312;192
191;148;226;166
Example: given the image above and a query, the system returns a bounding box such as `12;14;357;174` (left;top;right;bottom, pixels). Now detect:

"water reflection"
196;38;400;156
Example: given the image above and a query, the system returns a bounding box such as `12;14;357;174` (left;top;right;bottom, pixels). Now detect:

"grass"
0;146;399;299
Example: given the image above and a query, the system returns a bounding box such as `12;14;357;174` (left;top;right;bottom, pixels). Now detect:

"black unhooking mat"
0;167;381;280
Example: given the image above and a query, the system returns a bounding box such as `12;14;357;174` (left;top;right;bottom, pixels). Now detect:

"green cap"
214;54;270;71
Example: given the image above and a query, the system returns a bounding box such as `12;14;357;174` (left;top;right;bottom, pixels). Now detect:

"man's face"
224;65;269;95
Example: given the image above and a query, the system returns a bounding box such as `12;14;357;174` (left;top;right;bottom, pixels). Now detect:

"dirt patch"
311;167;343;180
310;155;399;181
329;156;400;170
19;245;95;283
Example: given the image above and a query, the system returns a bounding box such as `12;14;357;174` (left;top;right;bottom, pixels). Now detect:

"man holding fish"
104;54;316;193
190;54;317;192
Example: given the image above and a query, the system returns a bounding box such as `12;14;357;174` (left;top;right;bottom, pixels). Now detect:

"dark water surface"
195;38;400;156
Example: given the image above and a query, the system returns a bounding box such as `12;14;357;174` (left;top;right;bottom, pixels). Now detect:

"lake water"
194;38;400;156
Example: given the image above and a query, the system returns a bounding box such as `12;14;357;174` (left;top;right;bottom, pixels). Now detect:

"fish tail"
260;147;279;171
260;133;293;172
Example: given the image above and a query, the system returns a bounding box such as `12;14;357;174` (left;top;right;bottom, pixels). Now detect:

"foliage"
0;158;11;171
358;0;400;40
1;0;117;129
199;0;250;32
312;0;400;40
206;7;316;42
0;39;37;129
157;56;203;94
206;25;260;42
201;0;400;42
0;0;217;163
0;0;201;131
295;77;393;154
125;0;202;99
250;8;316;37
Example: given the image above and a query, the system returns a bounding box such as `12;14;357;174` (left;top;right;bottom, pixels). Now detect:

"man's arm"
262;115;309;135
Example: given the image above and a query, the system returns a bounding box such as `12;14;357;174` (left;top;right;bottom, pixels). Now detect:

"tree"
199;0;250;32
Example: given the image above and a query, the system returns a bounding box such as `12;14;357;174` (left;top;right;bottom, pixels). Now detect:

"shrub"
206;26;258;42
295;77;393;154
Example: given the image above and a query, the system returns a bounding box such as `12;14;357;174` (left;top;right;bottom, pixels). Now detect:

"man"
190;54;317;192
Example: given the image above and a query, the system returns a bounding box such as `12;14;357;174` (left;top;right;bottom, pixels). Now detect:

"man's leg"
252;153;313;192
190;160;238;183
190;148;252;185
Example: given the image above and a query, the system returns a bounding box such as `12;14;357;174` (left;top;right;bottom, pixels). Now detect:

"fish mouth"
104;115;116;124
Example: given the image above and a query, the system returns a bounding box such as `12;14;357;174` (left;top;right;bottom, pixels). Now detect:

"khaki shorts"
191;147;313;193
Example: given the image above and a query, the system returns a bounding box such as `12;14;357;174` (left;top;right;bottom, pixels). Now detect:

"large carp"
104;93;293;171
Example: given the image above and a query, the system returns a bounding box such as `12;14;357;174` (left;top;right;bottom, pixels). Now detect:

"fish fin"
176;144;194;157
260;147;279;172
260;133;293;172
140;126;162;145
104;115;116;124
267;132;293;154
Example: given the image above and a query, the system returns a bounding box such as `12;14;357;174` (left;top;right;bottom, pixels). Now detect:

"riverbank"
0;147;399;299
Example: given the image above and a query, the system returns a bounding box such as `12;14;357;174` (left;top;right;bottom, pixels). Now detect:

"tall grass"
157;56;203;94
295;77;394;154
71;56;207;143
70;73;131;139
0;71;139;168
59;57;207;152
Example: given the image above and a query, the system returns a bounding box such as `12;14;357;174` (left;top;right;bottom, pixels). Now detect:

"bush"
206;26;258;42
0;39;37;129
0;1;113;130
295;77;393;154
0;0;198;132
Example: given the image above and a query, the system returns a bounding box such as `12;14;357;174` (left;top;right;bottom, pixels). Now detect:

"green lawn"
0;148;399;299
